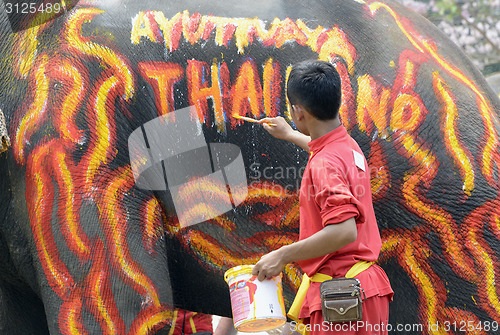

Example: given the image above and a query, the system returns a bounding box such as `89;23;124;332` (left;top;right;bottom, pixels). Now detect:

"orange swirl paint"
390;93;425;132
443;308;489;335
12;24;48;79
182;11;210;45
232;18;273;52
383;43;477;282
263;58;282;119
150;12;184;51
183;230;258;269
81;75;121;188
132;11;359;133
336;61;356;131
173;177;234;226
253;232;297;252
26;142;75;298
245;187;294;206
476;97;500;185
401;237;447;335
380;230;454;334
464;198;500;321
99;166;161;309
186;59;225;126
231;59;264;125
356;74;389;138
367;140;390;201
265;17;308;48
369;1;500;185
397;132;475;281
182;228;301;292
48;58;87;145
52;146;91;260
433;73;475;196
87;240;126;335
243;183;300;228
142;197;166;255
128;305;174;335
65;8;135;100
180;203;228;227
380;230;403;260
243;189;300;229
280;200;300;229
252;202;300;229
389;52;427;134
14;55;50;164
493;209;500;241
59;286;87;335
131;12;358;74
209;216;238;232
368;2;427;54
139;61;184;117
10;5;499;334
131;11;160;44
296;19;325;50
316;27;357;75
284;263;303;292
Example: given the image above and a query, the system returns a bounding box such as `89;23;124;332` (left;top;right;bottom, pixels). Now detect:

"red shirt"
296;125;393;318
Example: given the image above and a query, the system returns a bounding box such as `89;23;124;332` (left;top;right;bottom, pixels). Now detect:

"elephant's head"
0;0;499;334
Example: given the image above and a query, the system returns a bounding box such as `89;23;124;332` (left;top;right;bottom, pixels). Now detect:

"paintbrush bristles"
233;115;260;123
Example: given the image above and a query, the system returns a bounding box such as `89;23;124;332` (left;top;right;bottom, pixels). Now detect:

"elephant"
0;0;499;334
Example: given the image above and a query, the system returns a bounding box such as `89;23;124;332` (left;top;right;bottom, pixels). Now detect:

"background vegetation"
396;0;500;76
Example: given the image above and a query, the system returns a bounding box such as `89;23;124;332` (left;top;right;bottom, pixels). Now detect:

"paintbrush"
232;114;277;127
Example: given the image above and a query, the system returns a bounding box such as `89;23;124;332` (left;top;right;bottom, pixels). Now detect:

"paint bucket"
224;265;286;332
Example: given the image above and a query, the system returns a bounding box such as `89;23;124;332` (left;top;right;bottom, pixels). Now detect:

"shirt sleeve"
312;159;362;226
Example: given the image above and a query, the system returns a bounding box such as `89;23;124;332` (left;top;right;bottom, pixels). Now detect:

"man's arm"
213;317;237;335
251;217;357;281
261;116;310;151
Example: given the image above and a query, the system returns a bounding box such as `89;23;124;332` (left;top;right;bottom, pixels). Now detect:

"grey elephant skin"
0;0;499;334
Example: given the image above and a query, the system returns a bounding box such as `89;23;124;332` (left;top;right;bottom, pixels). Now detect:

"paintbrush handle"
234;115;277;127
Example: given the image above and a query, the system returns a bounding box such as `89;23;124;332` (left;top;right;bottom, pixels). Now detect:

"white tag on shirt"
353;149;366;171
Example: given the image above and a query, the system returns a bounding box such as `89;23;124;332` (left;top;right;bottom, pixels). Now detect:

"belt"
287;260;374;334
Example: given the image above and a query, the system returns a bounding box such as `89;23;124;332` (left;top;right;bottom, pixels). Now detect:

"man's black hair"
286;60;342;120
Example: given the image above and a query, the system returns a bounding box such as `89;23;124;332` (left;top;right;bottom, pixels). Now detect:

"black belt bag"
319;278;366;323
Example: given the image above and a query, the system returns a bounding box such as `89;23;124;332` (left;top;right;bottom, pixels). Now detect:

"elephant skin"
0;0;499;334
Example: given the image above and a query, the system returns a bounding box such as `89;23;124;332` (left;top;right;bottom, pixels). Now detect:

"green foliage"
434;0;460;20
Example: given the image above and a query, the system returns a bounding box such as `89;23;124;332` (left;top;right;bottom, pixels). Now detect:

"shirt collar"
307;125;347;155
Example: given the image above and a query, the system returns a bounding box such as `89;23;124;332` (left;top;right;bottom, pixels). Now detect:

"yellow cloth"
288;272;332;322
287;261;375;335
345;260;374;279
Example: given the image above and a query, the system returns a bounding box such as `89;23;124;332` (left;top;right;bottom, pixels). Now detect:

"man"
252;60;393;334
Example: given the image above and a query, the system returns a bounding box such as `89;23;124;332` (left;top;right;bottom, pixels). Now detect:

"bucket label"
229;279;257;323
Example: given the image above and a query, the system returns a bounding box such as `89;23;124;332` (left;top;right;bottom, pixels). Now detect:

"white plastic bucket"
224;265;286;332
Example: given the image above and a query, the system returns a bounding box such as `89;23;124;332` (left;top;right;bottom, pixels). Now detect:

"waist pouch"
319;278;366;323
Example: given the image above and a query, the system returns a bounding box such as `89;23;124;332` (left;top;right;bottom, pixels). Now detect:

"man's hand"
261;116;294;140
260;116;310;151
252;247;288;281
252;218;357;281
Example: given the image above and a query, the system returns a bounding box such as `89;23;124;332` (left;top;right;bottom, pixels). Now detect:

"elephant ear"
0;108;10;153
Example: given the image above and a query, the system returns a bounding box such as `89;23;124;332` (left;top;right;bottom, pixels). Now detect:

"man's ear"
293;105;306;121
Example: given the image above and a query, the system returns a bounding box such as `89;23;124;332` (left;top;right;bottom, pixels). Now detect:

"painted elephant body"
0;0;499;334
